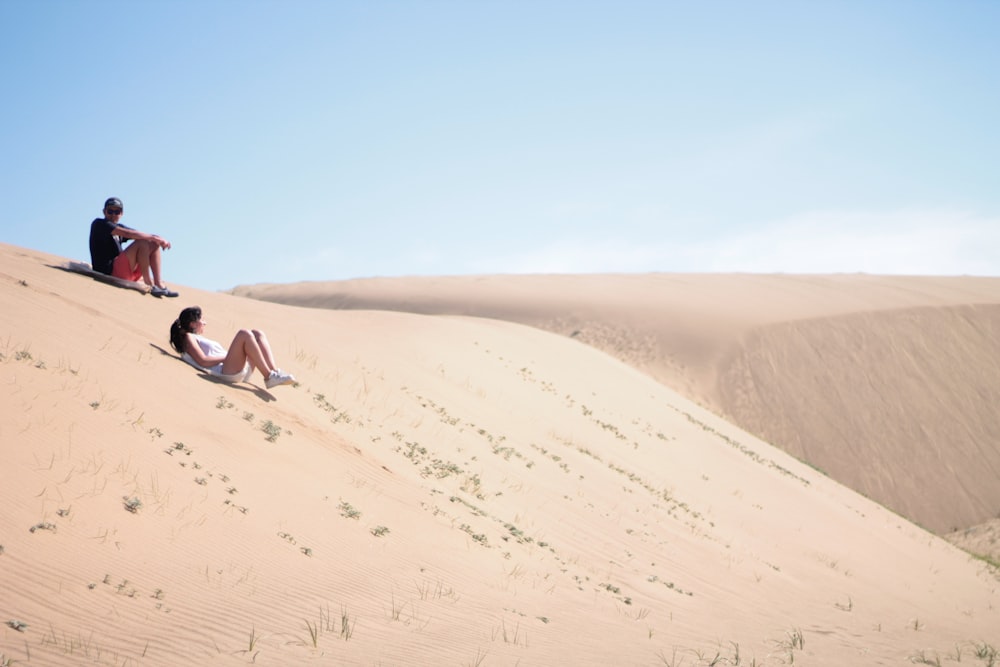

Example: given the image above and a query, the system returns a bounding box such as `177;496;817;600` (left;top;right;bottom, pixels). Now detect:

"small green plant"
122;496;143;513
339;501;361;520
974;642;998;666
371;525;390;537
459;524;489;545
313;393;353;424
216;396;233;409
261;420;283;442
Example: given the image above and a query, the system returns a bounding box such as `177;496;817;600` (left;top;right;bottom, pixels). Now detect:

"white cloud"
706;210;1000;276
480;210;1000;277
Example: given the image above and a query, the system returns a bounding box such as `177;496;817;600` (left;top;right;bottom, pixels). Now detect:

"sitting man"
89;197;178;297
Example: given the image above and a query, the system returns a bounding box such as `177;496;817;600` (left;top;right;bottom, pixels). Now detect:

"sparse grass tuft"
338;501;361;520
304;619;319;648
29;522;56;533
911;650;941;666
232;625;260;661
974;642;998;666
771;627;805;664
340;607;355;640
260;420;283;442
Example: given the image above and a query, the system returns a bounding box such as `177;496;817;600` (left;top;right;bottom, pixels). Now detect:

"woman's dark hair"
170;306;202;354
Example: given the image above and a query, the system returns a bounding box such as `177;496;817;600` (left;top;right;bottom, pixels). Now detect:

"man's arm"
112;224;172;250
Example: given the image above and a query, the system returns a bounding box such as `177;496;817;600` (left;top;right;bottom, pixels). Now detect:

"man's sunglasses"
107;208;123;215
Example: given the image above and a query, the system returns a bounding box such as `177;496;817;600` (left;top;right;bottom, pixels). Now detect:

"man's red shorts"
111;253;142;282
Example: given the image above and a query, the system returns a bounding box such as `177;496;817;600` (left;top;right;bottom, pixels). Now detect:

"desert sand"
232;274;1000;537
2;242;998;666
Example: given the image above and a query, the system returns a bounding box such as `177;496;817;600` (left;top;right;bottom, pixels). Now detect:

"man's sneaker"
265;370;296;389
151;286;179;298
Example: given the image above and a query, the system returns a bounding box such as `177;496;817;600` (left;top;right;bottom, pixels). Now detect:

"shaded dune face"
232;275;1000;536
715;304;1000;535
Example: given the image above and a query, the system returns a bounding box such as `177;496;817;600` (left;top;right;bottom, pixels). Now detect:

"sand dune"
231;274;1000;536
2;243;998;666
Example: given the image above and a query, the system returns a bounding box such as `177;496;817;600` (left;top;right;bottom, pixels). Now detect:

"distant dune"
232;274;1000;536
3;243;998;666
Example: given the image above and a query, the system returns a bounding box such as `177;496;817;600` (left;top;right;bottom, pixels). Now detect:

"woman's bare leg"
251;330;279;370
221;329;275;379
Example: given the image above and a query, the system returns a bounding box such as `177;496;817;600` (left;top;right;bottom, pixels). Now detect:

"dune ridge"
231;274;1000;535
2;243;998;666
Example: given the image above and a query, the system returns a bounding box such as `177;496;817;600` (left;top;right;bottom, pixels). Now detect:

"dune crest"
2;244;998;666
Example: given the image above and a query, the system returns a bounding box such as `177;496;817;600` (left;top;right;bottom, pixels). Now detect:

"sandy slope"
2;243;998;667
231;274;1000;536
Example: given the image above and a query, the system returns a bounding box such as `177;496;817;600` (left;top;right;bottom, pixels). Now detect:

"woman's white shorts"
211;363;253;384
182;353;253;384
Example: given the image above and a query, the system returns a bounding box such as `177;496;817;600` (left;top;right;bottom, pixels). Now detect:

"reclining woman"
170;306;295;389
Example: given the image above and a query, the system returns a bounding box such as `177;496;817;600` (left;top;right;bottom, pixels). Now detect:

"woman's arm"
183;333;226;367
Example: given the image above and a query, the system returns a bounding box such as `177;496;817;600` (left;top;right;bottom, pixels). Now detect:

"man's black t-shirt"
89;218;131;274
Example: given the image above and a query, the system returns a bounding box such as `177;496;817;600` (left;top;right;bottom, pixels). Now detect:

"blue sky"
3;1;999;291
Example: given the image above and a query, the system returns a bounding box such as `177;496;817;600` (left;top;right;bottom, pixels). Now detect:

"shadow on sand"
148;343;276;402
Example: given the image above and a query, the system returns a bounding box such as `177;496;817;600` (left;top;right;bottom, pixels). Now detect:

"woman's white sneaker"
265;370;295;389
